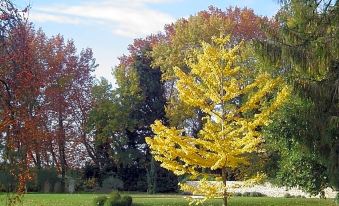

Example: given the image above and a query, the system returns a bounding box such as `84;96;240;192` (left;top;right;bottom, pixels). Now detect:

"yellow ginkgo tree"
146;36;290;206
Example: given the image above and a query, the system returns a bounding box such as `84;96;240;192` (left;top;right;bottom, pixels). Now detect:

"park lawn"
0;193;336;206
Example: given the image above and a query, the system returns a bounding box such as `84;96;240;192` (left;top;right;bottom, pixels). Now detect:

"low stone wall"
187;181;337;198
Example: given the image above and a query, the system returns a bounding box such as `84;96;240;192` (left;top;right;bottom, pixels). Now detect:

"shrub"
241;191;266;197
335;192;339;205
136;179;147;192
250;192;266;197
84;178;98;191
108;191;121;201
104;195;132;206
36;168;59;192
93;196;107;206
0;170;17;192
284;193;295;198
233;192;242;197
94;192;132;206
121;196;132;206
180;191;193;195
156;167;179;193
102;176;124;191
104;196;121;206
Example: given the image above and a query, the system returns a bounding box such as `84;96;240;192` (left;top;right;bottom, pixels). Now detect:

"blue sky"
15;0;280;84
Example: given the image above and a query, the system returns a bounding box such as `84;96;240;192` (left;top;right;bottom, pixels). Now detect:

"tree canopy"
256;0;339;191
1;1;338;203
146;36;290;205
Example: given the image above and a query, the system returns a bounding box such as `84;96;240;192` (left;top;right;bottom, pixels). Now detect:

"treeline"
0;0;338;198
0;0;96;193
0;0;176;194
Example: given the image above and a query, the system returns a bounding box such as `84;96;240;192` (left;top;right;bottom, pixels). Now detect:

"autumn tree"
0;1;46;199
152;6;266;81
148;8;277;185
43;35;96;191
146;36;290;206
151;7;269;140
0;0;96;195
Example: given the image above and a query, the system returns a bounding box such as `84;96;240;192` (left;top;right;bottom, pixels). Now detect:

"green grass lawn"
0;193;336;206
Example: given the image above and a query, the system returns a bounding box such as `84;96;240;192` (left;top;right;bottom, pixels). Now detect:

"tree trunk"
220;59;227;206
222;167;228;206
58;112;67;193
147;157;157;194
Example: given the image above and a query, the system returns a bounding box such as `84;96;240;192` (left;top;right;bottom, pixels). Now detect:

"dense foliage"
147;36;289;205
0;1;337;205
257;0;339;194
0;0;96;200
86;37;178;193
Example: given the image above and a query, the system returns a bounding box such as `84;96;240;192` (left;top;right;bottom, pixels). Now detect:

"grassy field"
0;193;336;206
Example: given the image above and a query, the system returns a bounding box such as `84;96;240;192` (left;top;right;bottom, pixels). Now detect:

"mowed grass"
0;193;336;206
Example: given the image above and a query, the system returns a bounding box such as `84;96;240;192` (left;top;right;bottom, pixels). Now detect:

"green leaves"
257;0;339;191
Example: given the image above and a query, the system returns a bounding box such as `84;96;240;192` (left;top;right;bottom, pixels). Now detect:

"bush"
95;192;132;206
102;176;124;191
93;196;107;206
84;178;99;191
284;193;295;198
0;170;17;192
180;191;193;195
241;191;266;197
156;167;179;193
104;196;121;206
121;196;132;206
233;192;242;197
36;168;59;192
250;192;266;197
108;191;121;201
335;192;339;205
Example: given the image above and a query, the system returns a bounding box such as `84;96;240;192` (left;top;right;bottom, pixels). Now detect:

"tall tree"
114;38;168;192
0;2;46;198
87;37;176;192
44;35;96;191
256;0;339;191
86;78;122;177
0;12;96;194
146;36;290;206
152;7;270;138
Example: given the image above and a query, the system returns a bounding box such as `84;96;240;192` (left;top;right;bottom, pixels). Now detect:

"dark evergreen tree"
87;38;178;192
256;0;338;193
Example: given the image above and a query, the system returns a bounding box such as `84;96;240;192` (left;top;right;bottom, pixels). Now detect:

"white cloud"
29;12;82;25
30;0;175;38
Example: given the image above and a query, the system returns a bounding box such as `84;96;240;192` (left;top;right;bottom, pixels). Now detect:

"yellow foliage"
146;36;290;203
180;179;225;205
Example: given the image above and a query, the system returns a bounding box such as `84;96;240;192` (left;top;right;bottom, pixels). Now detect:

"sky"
14;0;280;85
